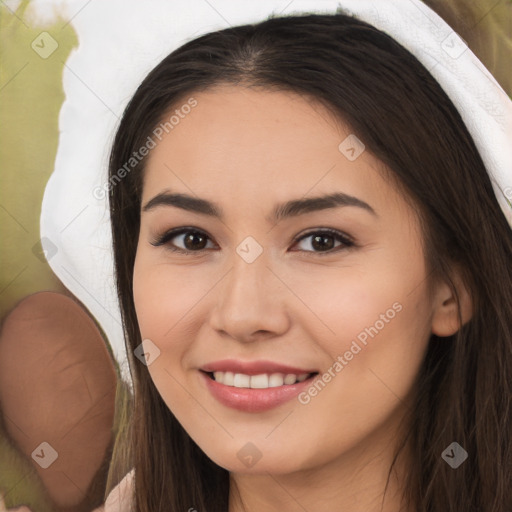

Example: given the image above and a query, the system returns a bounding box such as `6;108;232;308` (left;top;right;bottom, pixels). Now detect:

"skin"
132;85;473;512
0;292;116;511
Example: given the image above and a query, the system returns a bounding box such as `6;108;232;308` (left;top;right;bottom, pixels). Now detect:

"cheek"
307;273;432;421
133;252;204;339
275;263;409;352
282;251;432;388
132;256;197;409
132;270;168;342
132;251;221;380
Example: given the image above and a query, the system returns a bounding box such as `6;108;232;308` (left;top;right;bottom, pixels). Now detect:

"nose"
208;247;290;343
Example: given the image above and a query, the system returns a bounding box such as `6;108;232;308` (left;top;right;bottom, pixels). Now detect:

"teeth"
212;371;311;388
268;373;285;387
284;374;297;385
250;374;269;388
233;373;250;388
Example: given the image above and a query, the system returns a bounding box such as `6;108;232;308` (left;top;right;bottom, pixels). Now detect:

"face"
132;84;439;476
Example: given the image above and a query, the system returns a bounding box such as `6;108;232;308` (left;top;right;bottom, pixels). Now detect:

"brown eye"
181;232;208;251
151;227;355;256
291;229;354;255
150;228;215;253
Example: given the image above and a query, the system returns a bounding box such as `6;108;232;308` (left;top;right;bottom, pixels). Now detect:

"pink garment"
98;469;135;512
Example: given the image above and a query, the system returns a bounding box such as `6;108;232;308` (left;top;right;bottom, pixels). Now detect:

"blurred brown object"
424;0;512;96
0;292;117;512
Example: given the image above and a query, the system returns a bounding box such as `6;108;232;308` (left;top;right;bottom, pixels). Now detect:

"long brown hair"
107;11;512;512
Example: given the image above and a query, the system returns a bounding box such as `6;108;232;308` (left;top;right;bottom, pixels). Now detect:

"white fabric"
40;0;512;385
338;0;512;227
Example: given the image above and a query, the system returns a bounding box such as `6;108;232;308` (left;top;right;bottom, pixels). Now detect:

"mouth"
199;369;320;413
201;370;319;389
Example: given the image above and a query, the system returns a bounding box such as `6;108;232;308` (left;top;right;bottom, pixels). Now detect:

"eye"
291;228;354;255
150;227;355;255
150;227;215;254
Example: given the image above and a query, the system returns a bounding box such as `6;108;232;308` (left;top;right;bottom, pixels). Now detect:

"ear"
431;266;473;337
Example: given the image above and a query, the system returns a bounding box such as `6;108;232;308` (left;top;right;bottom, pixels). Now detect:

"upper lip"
200;359;318;376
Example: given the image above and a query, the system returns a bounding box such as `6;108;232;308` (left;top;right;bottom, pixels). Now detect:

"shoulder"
98;468;135;512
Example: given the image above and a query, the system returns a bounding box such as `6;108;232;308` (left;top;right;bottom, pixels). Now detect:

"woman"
100;1;512;510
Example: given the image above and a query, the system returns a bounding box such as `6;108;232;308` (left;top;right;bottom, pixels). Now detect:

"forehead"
141;85;401;219
148;84;344;161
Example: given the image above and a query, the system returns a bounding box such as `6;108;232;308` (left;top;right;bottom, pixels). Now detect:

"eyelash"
150;227;355;256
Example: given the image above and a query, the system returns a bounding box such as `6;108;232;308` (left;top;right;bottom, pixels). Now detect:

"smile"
209;371;313;388
199;370;319;413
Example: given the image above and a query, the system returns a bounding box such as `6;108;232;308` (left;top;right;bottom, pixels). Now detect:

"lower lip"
199;371;317;413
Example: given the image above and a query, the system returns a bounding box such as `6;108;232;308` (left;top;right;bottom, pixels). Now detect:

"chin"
199;443;311;475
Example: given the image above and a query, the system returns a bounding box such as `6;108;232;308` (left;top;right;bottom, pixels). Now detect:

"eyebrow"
142;190;378;222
